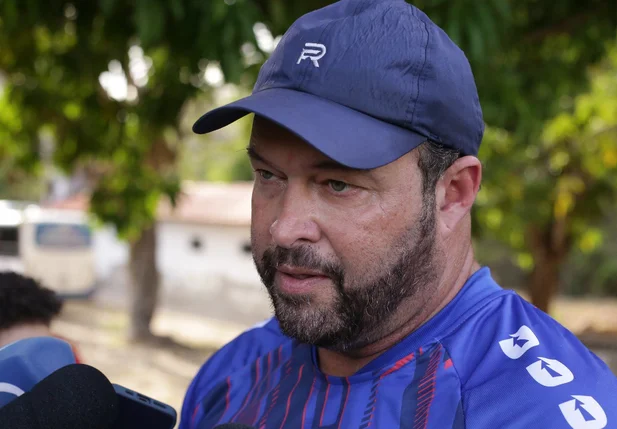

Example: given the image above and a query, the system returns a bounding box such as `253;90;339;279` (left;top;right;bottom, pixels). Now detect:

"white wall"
92;221;272;325
92;225;129;281
92;222;261;288
156;222;270;324
156;222;260;288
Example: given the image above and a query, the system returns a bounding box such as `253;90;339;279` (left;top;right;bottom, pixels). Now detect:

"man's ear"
435;156;482;232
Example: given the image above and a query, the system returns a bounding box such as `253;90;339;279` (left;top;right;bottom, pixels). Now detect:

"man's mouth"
277;265;328;279
274;265;332;295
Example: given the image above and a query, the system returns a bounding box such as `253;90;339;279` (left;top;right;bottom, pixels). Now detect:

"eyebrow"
246;145;279;171
246;145;369;174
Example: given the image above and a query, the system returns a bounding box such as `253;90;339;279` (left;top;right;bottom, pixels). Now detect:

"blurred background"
0;0;616;424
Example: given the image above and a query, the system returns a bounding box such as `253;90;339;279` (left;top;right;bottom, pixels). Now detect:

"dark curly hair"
0;271;63;331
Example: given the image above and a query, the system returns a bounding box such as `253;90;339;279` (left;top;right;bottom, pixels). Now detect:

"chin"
272;303;357;350
271;282;337;307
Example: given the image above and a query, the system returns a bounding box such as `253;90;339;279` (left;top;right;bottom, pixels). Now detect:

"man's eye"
328;180;349;192
257;170;275;180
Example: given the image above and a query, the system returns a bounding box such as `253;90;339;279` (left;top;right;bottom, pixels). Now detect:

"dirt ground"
51;300;245;428
51;294;617;429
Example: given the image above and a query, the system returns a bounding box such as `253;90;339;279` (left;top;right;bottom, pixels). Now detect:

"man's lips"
277;265;329;279
275;266;331;294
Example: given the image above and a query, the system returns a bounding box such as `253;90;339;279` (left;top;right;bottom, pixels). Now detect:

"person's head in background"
0;271;64;348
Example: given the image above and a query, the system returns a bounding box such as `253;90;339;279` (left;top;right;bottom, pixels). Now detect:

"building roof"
44;181;254;227
159;181;253;226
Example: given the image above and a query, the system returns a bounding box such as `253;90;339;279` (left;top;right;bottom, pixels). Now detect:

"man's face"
249;118;441;352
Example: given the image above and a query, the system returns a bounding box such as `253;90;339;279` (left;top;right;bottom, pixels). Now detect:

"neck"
317;246;480;377
0;324;52;348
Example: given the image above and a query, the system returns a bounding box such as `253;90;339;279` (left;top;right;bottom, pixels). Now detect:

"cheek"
323;215;391;275
251;196;275;246
325;203;415;277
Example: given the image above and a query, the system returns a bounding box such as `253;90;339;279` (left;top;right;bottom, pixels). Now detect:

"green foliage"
0;0;264;238
564;215;617;297
90;166;181;241
178;114;255;184
475;38;617;272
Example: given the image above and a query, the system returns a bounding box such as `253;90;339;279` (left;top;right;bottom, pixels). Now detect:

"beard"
253;199;439;352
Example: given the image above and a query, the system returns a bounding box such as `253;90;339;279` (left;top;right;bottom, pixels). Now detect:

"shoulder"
441;291;615;387
441;292;617;428
179;317;290;429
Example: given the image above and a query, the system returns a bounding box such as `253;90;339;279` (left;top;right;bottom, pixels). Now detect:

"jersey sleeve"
179;317;288;429
446;293;617;428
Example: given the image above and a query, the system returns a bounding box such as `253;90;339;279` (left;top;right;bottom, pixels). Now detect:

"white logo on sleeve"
498;325;540;359
0;382;25;397
526;357;574;387
297;43;327;67
559;395;607;429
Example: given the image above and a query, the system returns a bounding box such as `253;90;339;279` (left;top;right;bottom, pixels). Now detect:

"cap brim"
192;88;426;169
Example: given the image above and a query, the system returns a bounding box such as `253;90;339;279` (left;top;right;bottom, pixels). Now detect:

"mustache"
261;245;344;281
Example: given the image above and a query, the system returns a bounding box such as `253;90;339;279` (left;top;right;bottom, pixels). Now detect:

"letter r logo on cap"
297;43;327;67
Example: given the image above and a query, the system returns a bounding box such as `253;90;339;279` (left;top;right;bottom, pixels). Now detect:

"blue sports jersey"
181;267;617;428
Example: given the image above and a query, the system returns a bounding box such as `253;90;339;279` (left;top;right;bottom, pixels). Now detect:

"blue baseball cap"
193;0;484;169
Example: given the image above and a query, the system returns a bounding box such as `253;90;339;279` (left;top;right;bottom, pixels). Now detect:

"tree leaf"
100;0;117;16
169;0;185;21
135;0;165;47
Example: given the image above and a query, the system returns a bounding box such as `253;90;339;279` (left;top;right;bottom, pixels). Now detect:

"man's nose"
269;186;321;248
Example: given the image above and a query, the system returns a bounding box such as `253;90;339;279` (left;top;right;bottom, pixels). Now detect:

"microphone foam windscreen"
1;363;119;429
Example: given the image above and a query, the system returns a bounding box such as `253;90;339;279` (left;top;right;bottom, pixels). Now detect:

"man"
0;271;82;362
181;0;617;427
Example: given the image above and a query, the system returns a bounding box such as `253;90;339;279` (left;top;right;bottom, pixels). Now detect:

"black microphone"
0;363;119;429
213;424;256;428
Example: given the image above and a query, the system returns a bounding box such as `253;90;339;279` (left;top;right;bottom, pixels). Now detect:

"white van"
0;201;96;298
0;200;28;274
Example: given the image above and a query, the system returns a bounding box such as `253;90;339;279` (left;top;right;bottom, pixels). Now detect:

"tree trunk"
528;252;562;314
526;223;570;314
128;225;160;340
